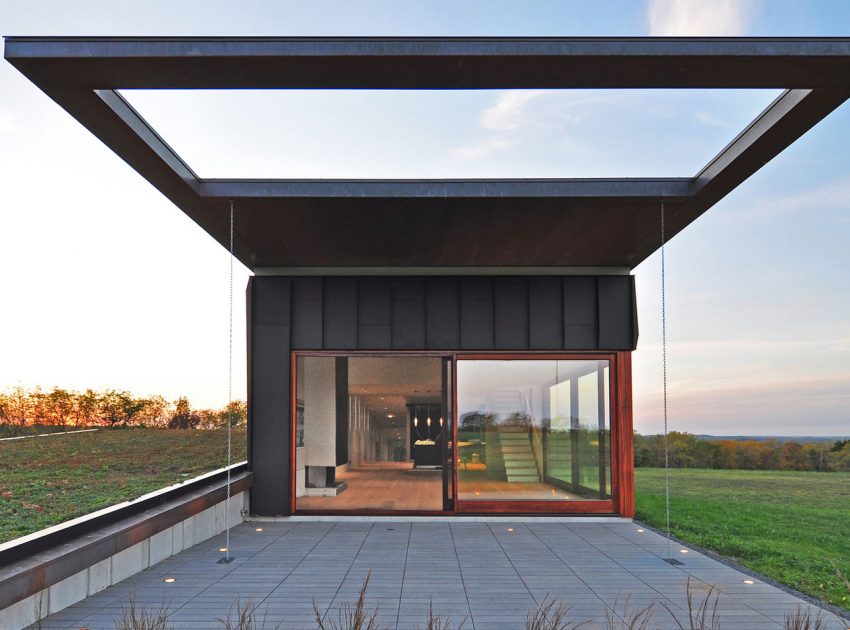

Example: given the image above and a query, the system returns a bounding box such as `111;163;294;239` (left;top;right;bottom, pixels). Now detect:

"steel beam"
5;36;850;89
198;179;693;200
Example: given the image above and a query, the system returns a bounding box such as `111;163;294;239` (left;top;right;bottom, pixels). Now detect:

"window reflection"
457;360;611;501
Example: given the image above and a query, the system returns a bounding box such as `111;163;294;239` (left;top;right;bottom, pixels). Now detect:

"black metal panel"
494;277;529;349
335;357;349;466
249;327;291;514
460;277;495;349
291;277;323;349
323;277;358;349
252;276;291;325
391;277;426;349
563;277;598;349
357;277;392;349
529;276;564;348
597;275;635;350
426;277;461;349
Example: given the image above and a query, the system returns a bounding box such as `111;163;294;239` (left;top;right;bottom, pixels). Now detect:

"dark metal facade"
247;274;637;515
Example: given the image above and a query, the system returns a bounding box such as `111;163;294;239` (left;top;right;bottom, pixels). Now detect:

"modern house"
6;37;850;523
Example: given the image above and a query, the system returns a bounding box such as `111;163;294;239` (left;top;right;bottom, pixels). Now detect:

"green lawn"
635;468;850;611
0;427;246;543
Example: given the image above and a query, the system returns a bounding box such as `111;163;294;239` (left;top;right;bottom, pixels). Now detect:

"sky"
1;0;849;436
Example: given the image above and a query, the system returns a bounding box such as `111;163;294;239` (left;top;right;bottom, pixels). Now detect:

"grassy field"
3;434;848;613
0;427;247;544
635;468;850;611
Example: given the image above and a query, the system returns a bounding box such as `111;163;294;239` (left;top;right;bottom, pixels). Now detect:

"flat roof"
5;37;850;270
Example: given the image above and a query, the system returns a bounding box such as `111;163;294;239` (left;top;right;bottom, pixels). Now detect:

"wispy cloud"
647;0;759;36
479;90;548;132
449;90;613;161
693;111;728;128
726;174;850;224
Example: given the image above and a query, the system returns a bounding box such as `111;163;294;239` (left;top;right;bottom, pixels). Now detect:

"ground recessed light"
507;528;515;532
637;529;645;533
163;577;176;583
743;579;754;584
679;549;689;553
219;547;228;552
255;527;264;532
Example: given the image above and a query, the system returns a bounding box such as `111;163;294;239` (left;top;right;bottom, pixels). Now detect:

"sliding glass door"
292;352;619;515
455;356;614;512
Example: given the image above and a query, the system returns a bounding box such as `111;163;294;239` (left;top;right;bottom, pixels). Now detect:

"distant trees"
634;431;850;472
0;386;246;430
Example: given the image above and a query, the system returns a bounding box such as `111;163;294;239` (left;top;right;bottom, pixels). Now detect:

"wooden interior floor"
456;480;580;501
296;462;585;511
296;461;444;512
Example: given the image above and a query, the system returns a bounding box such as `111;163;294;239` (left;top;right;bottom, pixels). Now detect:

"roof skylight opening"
119;88;783;179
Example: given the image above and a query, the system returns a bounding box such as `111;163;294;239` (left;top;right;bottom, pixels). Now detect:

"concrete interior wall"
303;357;337;469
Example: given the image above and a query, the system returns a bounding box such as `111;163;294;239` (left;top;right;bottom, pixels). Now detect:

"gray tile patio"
32;521;848;629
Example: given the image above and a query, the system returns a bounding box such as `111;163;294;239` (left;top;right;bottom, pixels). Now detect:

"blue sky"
1;1;849;435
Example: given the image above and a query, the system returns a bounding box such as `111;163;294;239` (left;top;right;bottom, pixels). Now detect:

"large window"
457;359;611;502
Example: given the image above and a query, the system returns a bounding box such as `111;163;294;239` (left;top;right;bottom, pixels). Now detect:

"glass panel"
295;355;445;512
457;359;611;502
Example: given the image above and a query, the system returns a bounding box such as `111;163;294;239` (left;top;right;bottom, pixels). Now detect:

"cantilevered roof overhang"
4;37;850;270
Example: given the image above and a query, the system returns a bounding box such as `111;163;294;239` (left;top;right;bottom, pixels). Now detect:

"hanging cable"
661;200;672;561
221;200;235;564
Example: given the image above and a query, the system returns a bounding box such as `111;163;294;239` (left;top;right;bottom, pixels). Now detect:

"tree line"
0;386;246;430
635;431;850;472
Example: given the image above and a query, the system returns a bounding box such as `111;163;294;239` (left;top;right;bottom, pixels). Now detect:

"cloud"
449;90;613;161
693;111;728;128
479;90;548;132
727;174;850;223
647;0;759;36
450;137;513;161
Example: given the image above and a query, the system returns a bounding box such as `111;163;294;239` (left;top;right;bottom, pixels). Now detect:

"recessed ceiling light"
163;577;176;583
387;413;394;418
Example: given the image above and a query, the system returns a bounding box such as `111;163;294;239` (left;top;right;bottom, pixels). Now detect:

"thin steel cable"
661;201;671;560
225;200;234;561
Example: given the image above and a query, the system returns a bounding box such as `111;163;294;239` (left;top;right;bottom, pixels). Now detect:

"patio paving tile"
23;520;850;629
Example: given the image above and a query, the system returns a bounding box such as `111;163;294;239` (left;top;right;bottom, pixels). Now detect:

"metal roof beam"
197;179;693;201
5;36;850;89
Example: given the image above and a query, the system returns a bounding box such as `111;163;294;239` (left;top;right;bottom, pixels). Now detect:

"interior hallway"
297;462;443;512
